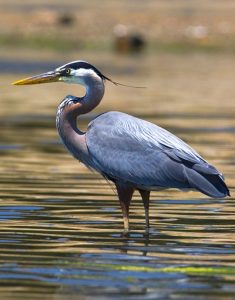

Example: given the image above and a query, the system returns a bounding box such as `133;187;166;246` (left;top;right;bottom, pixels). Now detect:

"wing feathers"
87;112;229;197
184;168;230;198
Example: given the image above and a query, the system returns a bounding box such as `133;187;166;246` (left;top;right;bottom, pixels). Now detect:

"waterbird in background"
13;60;230;231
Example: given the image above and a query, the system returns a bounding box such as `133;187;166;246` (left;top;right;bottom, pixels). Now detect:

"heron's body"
13;60;230;230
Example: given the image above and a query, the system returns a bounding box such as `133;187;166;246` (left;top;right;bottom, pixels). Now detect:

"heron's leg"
115;182;134;231
138;189;150;228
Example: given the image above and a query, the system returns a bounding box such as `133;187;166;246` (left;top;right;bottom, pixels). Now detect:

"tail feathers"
184;167;230;198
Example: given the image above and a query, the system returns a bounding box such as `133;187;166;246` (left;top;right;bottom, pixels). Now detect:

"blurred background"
2;0;235;117
0;1;235;299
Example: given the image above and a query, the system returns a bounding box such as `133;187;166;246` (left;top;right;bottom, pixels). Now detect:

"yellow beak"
12;71;60;85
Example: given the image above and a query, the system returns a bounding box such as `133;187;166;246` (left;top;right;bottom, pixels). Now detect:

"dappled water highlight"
0;112;234;300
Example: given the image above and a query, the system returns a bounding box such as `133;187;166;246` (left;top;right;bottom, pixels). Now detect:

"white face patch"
73;68;100;81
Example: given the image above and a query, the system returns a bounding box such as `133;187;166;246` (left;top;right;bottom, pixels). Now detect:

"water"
0;110;234;300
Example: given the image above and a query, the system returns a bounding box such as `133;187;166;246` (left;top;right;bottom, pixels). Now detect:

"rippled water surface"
0;110;234;300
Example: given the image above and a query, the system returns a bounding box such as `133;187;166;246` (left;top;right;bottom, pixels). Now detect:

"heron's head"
12;60;109;86
12;60;144;88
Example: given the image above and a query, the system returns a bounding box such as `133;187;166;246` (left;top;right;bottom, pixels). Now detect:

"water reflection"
0;112;234;299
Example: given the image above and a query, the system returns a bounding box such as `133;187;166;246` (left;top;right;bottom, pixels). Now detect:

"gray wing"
86;111;228;197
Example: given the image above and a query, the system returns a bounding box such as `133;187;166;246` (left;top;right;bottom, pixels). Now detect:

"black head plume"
102;75;145;89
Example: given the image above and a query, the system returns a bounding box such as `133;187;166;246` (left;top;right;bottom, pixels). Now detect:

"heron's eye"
65;68;71;75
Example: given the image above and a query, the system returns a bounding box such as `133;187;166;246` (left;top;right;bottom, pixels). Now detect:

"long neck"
56;76;105;165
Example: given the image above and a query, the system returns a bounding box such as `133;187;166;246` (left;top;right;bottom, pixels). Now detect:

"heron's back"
87;111;229;198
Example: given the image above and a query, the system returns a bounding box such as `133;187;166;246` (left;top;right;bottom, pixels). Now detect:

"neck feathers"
80;74;105;114
56;73;105;126
56;71;104;166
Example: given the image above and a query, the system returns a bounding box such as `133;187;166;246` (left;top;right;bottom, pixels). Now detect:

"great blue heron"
13;60;230;230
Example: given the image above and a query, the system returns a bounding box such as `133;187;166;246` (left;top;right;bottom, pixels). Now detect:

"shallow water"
0;110;234;300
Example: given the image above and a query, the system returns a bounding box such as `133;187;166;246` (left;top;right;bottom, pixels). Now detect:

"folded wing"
86;111;229;198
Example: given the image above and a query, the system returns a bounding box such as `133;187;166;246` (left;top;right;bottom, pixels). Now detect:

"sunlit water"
0;111;234;300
